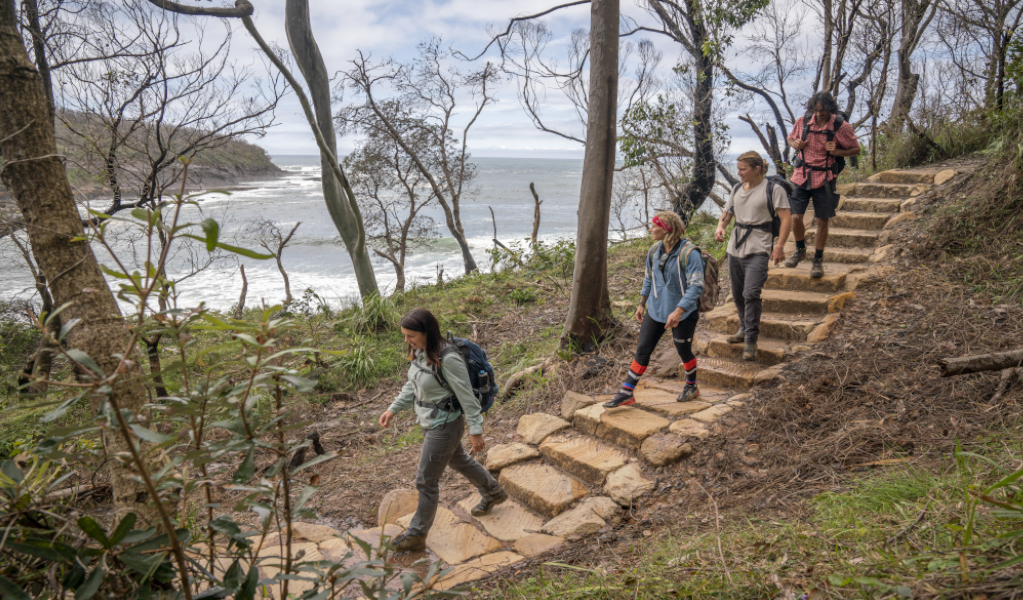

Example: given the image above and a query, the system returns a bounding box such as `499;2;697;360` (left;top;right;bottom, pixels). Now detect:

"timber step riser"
869;171;937;185
765;271;846;293
830;213;891;230
805;230;880;250
705;339;785;366
707;313;816;342
853;183;929;198
839;198;903;213
762;296;830;315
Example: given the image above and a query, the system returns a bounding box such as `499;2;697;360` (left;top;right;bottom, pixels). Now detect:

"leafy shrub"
343;292;399;334
527;239;575;279
510;287;537;305
334;336;376;389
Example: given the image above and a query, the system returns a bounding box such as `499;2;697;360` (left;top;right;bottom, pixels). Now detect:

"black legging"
635;310;698;367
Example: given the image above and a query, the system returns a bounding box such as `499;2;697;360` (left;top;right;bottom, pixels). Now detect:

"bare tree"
937;0;1023;110
257;220;301;304
338;38;499;275
529;182;542;244
344;116;438;293
887;0;938;130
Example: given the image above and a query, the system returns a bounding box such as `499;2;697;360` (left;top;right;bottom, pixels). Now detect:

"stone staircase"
355;167;958;591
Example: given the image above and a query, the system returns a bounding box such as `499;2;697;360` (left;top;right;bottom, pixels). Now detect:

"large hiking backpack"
679;243;720;313
792;111;850;176
434;334;499;413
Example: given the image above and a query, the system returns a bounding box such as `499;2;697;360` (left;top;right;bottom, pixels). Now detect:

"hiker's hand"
469;434;485;453
772;244;786;266
825;141;837;152
714;226;727;243
791;139;806;150
635;305;645;322
379;410;395;428
665;307;683;330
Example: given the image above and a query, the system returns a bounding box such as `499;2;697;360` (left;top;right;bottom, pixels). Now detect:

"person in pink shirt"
783;92;860;278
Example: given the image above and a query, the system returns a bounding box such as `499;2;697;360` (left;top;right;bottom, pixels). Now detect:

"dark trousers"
728;253;770;344
406;417;500;537
635;310;699;367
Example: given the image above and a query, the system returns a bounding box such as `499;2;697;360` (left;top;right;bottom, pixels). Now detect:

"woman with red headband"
605;210;705;408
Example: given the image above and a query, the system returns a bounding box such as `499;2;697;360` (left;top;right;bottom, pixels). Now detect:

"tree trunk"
146;335;168;399
235;264;247;319
938;349;1023;377
284;0;378;298
276;255;293;303
887;0;933;131
561;0;617;349
530;182;542;244
679;13;715;219
0;0;155;520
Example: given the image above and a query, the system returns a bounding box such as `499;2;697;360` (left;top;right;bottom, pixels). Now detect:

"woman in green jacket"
379;308;507;551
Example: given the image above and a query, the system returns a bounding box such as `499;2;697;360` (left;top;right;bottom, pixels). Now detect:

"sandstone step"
705;336;789;365
705;305;822;341
432;551;525;591
765;266;846;293
539;433;629;484
761;289;834;315
573;403;670;449
498;463;588;517
839;197;903;213
805;227;880;249
781;242;873;264
394;506;502;564
830;211;891;230
694;357;762;389
456;493;545;542
853;182;929;198
633;378;731;416
868;169;938;185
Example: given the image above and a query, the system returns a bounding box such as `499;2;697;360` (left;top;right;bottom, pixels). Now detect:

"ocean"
1;156;684;311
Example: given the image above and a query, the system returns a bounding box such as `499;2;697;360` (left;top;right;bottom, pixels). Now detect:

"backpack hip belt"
732;220;773;249
416;397;462;418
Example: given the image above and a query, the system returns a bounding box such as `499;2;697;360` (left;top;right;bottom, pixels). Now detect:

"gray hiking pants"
728;253;770;344
406;416;501;537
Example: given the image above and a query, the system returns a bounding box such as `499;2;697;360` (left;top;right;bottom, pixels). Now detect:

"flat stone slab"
561;390;600;420
669;418;710;440
347;524;404;557
573;403;669;449
513;533;566;557
486;442;540;471
633;381;712;416
290;522;341;543
396;506;501;564
761;289;833;315
318;537;351;562
433;551;525;591
379;488;419;526
499;463;587;517
605;464;655;506
457;493;544;542
641;433;692;466
517;413;571;445
542;496;619;538
539;434;628;484
690;357;760;390
690;404;734;424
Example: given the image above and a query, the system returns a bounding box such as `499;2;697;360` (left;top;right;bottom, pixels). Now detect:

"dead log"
502;360;547;398
938;349;1023;377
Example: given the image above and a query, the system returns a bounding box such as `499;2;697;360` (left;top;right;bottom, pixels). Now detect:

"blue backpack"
434;333;499;413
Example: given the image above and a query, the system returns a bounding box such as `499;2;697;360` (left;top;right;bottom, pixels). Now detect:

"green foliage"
334;336;376;389
871;114;993;170
342;292;400;334
526;240;576;279
510;287;537;305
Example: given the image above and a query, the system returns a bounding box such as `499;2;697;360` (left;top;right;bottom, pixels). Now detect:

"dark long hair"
806;91;839;115
400;308;448;367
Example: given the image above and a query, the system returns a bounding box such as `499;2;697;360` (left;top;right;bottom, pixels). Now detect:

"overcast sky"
222;0;792;159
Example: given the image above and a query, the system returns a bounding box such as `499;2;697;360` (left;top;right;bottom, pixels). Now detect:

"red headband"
652;215;673;232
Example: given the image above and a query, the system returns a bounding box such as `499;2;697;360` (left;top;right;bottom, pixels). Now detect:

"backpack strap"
766;178;777;221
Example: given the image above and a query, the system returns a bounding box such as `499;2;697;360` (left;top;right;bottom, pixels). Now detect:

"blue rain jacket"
639;240;705;323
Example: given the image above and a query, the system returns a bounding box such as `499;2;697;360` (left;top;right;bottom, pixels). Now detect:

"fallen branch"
937;349;1023;377
502;360;547;399
990;367;1023;404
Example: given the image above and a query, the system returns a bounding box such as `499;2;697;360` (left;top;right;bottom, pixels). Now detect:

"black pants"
635;311;698;367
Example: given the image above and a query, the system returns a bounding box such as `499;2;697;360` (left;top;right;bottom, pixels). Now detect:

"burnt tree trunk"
561;0;617;348
0;0;156;520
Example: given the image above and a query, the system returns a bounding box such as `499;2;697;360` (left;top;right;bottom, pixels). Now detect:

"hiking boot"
725;330;745;344
603;391;636;408
471;488;509;517
391;530;426;552
783;247;806;269
810;257;825;278
676;383;700;403
743;342;757;362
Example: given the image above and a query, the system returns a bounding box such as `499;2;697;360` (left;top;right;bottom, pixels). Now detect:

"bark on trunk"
284;0;378;298
887;0;933;131
276;255;292;304
561;0;617;349
235;264;247;319
530;182;542;245
146;334;168;399
679;25;715;218
938;349;1023;377
0;0;155;520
